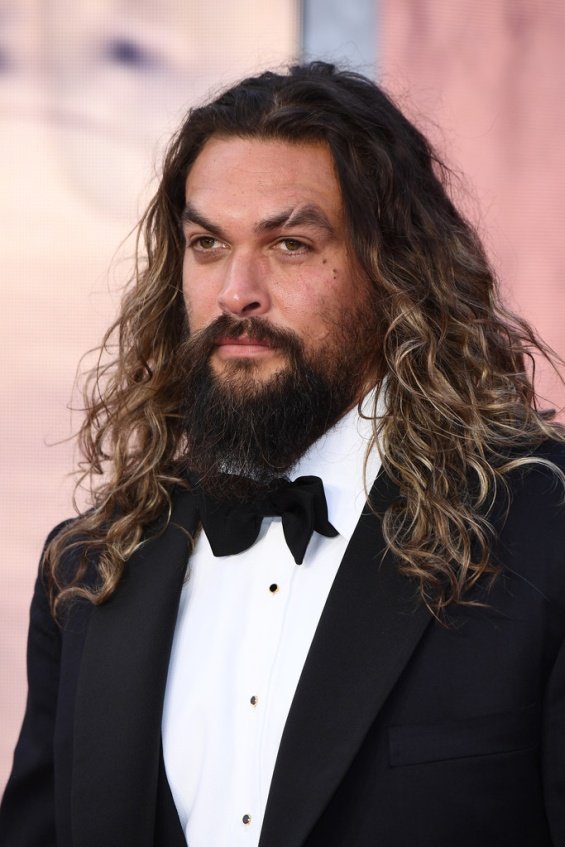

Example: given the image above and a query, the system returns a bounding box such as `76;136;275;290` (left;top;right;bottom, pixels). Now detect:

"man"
1;62;565;847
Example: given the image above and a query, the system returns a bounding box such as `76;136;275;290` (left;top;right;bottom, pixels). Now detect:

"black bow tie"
196;475;338;564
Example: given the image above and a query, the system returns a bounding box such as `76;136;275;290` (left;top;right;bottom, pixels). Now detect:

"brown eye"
193;236;218;250
279;238;306;253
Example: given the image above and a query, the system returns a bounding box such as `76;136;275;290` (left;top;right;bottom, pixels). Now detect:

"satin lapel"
71;489;198;847
259;471;432;847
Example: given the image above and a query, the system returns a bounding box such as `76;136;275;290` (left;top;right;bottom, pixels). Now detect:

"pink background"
0;0;298;791
2;1;564;793
380;0;565;407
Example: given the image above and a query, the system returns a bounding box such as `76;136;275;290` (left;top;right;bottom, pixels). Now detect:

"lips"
213;335;275;357
215;335;272;348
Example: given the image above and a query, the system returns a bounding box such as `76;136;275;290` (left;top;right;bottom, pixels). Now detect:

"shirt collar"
289;389;383;541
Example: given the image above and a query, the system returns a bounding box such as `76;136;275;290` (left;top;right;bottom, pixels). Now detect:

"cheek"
182;270;218;331
287;271;351;339
284;300;338;350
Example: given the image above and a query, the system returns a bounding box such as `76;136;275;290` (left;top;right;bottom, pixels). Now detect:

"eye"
276;238;309;254
189;235;224;251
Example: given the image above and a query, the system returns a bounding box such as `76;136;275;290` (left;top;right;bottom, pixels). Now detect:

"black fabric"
154;743;186;847
2;446;565;846
197;475;338;564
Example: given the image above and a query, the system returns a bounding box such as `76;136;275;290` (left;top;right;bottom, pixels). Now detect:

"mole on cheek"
332;268;338;279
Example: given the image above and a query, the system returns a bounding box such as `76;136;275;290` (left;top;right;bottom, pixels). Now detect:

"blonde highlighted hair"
45;62;565;617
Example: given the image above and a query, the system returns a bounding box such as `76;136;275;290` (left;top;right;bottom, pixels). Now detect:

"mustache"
185;314;305;360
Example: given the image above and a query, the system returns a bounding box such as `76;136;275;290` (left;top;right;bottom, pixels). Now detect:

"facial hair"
178;307;378;501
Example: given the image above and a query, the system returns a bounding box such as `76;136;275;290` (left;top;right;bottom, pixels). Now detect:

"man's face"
181;135;375;396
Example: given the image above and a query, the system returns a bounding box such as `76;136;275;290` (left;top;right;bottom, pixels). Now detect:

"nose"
217;251;271;317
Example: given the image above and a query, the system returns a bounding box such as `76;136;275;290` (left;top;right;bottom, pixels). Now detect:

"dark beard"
178;313;376;501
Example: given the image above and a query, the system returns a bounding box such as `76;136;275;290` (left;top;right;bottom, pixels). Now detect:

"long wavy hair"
45;61;565;617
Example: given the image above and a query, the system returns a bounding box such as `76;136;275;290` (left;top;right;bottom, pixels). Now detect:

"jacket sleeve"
0;538;64;846
543;625;565;845
539;451;565;846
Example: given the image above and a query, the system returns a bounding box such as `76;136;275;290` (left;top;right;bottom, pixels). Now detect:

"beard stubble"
178;302;379;501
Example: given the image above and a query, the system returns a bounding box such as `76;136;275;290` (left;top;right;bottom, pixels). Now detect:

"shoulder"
44;517;76;547
494;439;565;608
528;437;565;470
41;516;82;577
39;515;102;623
26;520;79;638
503;439;565;509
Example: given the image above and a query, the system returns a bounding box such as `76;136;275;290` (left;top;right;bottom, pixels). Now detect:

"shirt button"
242;814;252;825
250;695;258;706
269;583;279;593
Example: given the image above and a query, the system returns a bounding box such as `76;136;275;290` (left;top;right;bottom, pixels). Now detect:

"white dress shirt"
162;396;382;846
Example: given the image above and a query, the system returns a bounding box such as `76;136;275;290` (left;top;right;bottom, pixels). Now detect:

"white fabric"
162;395;382;846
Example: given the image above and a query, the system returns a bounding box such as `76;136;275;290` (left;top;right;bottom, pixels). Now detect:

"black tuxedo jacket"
2;448;565;846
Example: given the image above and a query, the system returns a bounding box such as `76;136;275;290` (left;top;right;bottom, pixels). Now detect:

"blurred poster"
379;0;565;412
0;0;298;790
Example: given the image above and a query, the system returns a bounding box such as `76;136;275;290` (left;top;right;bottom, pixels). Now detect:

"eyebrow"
180;202;228;240
180;201;336;240
254;204;336;237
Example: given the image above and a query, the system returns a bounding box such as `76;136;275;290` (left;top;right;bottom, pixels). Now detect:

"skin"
181;136;371;387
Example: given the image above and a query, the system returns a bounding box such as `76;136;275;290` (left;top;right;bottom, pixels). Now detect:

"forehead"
184;136;343;223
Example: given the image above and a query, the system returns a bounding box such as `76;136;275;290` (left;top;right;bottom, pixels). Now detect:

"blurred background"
1;0;564;791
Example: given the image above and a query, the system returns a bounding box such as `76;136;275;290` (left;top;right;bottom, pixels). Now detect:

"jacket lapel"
71;489;198;847
259;471;432;847
71;473;431;847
